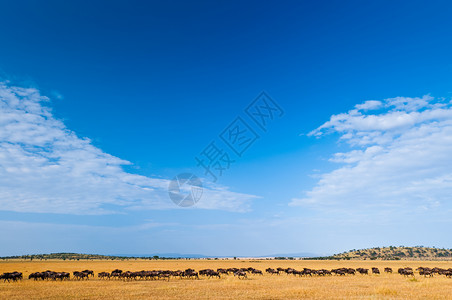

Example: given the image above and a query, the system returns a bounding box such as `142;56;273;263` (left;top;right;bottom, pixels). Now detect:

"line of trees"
0;253;176;261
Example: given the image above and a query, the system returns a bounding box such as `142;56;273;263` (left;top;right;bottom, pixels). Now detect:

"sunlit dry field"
1;259;452;299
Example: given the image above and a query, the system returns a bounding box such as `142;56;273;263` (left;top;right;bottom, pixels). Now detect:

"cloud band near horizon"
0;82;257;214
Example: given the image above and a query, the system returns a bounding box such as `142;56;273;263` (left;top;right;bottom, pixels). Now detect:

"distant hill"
0;253;186;260
322;246;452;260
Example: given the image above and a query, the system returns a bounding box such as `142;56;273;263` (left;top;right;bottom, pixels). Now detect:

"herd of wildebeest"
1;266;452;282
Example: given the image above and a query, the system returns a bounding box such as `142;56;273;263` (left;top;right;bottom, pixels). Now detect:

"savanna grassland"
1;259;452;299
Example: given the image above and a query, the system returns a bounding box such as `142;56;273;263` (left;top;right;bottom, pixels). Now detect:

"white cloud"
0;82;256;214
355;100;382;111
292;95;452;216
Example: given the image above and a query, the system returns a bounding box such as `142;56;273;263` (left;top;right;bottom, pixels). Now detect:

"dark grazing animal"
251;269;263;275
182;269;199;279
159;273;171;281
98;272;110;279
29;272;45;280
266;268;279;275
0;272;22;282
398;268;414;276
199;269;213;276
207;271;221;279
301;268;313;276
217;268;229;275
111;269;123;279
357;268;369;275
199;269;220;278
82;270;94;277
417;267;434;277
227;268;239;274
234;271;247;279
73;271;89;280
48;272;70;280
315;269;331;276
284;268;296;275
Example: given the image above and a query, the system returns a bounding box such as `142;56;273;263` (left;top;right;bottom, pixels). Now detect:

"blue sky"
1;0;452;256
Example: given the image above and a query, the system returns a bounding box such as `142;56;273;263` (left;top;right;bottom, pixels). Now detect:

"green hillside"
330;246;452;260
0;253;170;260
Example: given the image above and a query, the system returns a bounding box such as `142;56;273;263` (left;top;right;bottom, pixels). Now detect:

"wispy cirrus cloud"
0;82;256;214
291;95;452;216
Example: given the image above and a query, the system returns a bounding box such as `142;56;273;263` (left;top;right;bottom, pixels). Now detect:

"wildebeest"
266;268;279;275
207;271;221;278
59;272;70;280
48;272;70;281
331;268;355;276
331;268;346;276
227;268;239;274
98;272;110;279
251;269;263;275
82;270;94;277
315;269;332;276
332;268;349;276
199;269;213;276
384;267;392;273
417;267;434;277
182;268;199;279
119;271;133;280
170;270;183;279
0;272;22;282
110;269;123;279
432;267;445;275
301;268;313;276
199;269;220;278
234;271;247;279
398;267;414;277
158;273;171;281
73;271;89;280
284;268;296;275
356;268;369;275
372;267;380;274
29;272;45;280
217;268;229;275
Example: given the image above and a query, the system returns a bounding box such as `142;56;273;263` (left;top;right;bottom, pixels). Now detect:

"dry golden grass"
1;259;452;299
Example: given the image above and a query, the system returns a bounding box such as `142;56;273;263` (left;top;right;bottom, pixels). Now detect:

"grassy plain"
1;259;452;299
